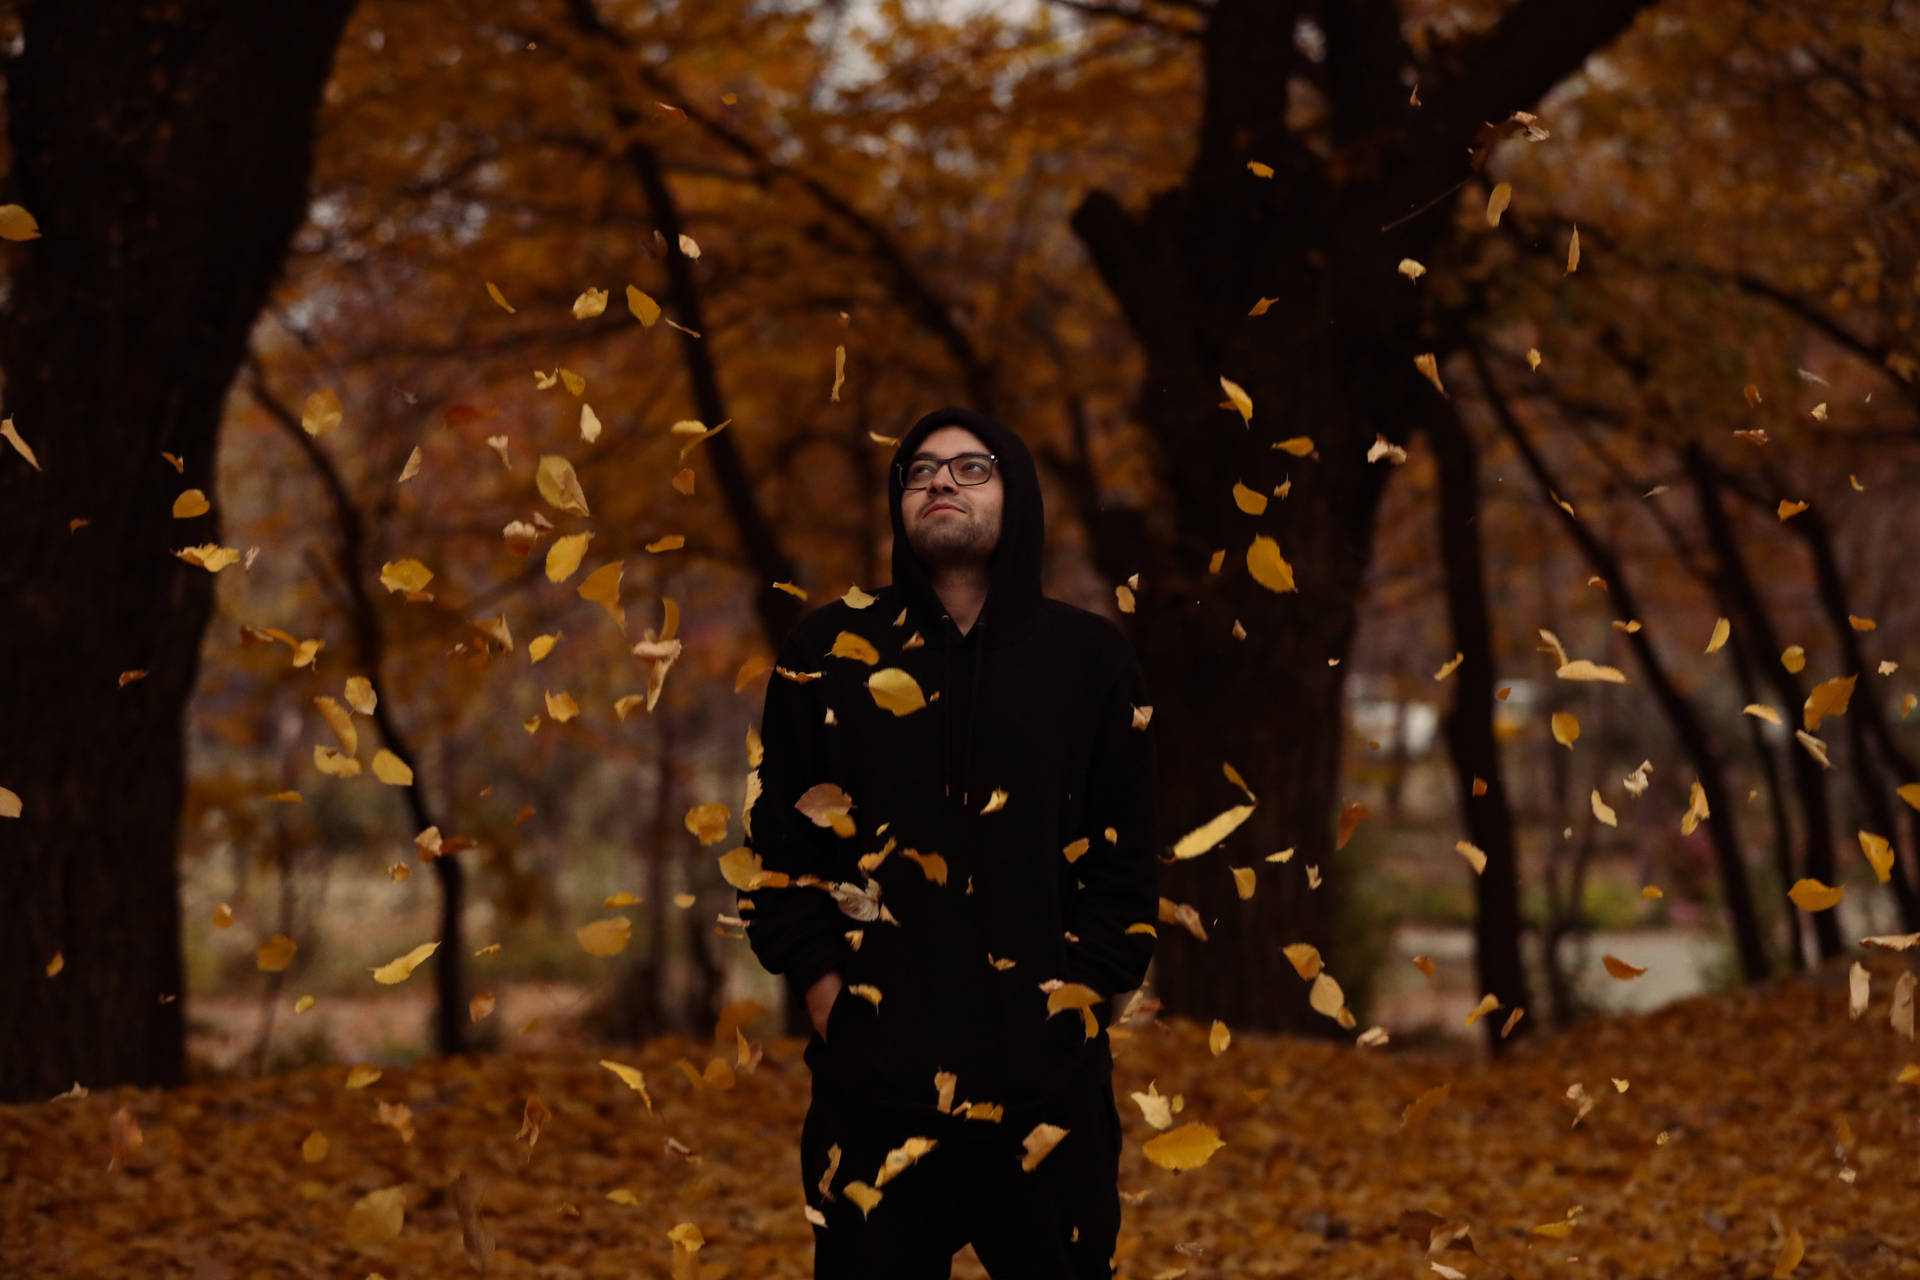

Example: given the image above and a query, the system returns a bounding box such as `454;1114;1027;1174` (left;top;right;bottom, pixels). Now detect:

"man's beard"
908;509;992;565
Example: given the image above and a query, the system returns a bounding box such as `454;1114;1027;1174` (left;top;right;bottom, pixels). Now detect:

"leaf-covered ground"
4;957;1916;1280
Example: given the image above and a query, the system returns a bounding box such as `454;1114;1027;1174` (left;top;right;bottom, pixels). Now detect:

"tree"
0;0;357;1101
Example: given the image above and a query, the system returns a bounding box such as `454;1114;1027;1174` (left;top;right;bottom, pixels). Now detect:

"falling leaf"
1246;536;1296;593
1486;182;1512;226
545;532;592;582
1414;353;1446;396
344;1064;382;1089
1788;879;1845;912
1434;652;1464;681
868;668;926;716
0;203;42;240
980;788;1010;814
0;786;20;818
1551;711;1580;748
1551;657;1625;685
1576;792;1615;837
579;403;602;443
257;935;297;972
572;287;608;318
379;559;433;593
302;390;343;438
1455;841;1487;874
626;285;661;325
1803;675;1856;731
1778;499;1808;520
645;534;685;553
578;561;624;628
1220;375;1253;425
1465;993;1500;1026
344;1186;406;1248
578;917;633;957
1858;831;1894;883
485;281;515;313
1781;645;1806;673
171;489;210;518
830;344;846;402
371;941;439;984
1173;805;1254;860
1773;1227;1804;1278
536;455;590;516
1566;225;1580;273
1230;866;1256;899
1248;296;1278;315
685;802;730;846
0;418;40;469
1142;1122;1225;1171
1401;1083;1451;1128
344;677;377;715
1705;617;1730;653
1681;780;1711;835
1398;258;1426;280
1850;963;1870;1020
1603;955;1646;980
1743;704;1781;724
831;632;880;665
371;750;413;786
302;1131;328;1163
1367;434;1407;464
1336;802;1369;851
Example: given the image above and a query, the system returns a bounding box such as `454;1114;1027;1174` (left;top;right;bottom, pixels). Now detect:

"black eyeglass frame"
896;451;1000;491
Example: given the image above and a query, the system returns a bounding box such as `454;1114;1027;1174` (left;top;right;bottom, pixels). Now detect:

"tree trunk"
0;0;355;1102
1425;397;1532;1047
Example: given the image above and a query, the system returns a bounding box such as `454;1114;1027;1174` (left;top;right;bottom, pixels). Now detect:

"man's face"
900;425;1004;568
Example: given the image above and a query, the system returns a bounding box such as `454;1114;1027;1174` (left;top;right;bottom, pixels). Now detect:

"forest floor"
3;954;1916;1280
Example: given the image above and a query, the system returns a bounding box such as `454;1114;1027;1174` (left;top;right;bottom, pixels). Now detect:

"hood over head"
887;406;1046;806
887;405;1045;646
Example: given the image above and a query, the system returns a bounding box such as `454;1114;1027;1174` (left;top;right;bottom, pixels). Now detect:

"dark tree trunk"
0;0;355;1102
1470;343;1770;982
1067;0;1656;1029
1682;448;1843;961
1424;396;1531;1047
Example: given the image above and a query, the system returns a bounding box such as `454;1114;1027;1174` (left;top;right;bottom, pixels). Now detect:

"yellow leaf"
1397;258;1426;280
831;632;879;664
1455;840;1487;874
1434;651;1464;681
1219;376;1253;424
600;1059;654;1111
579;403;602;443
668;1221;706;1251
302;1131;328;1163
1681;779;1710;835
646;534;685;553
1603;954;1645;980
345;1063;382;1089
844;1181;883;1217
1773;1227;1804;1278
313;745;360;778
371;750;413;786
572;287;608;318
536;455;590;516
1230;866;1256;899
371;941;439;985
1273;436;1315;456
1414;352;1445;396
257;935;298;972
1551;711;1580;748
1781;645;1806;673
1486;181;1512;226
1209;1019;1232;1054
1556;659;1627;683
1173;804;1254;859
1248;296;1278;315
578;917;633;957
1743;704;1781;724
1860;831;1895;884
344;677;377;715
1788;878;1845;912
868;668;926;716
1531;1222;1574;1240
172;489;210;518
314;696;357;757
1246;160;1274;178
344;1186;406;1248
1309;971;1346;1020
1465;993;1499;1026
1402;1082;1451;1128
1778;499;1808;520
1229;481;1268;516
0;203;42;240
1246;535;1296;592
530;634;559;663
1284;943;1324;980
1141;1122;1225;1171
1705;616;1730;653
0;785;19;819
605;1188;639;1205
1566;224;1580;273
578;561;624;627
830;344;847;402
1591;790;1618;827
485;281;515;313
1803;674;1857;731
685;802;730;846
542;690;579;723
545;532;593;582
980;788;1010;814
379;559;433;593
626;285;661;325
1115;583;1135;613
302;389;343;438
0;417;40;469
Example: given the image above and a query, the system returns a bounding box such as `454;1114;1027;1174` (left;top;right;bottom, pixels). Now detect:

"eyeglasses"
898;451;998;490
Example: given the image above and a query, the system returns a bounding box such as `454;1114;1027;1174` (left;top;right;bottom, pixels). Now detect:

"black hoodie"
739;406;1160;1120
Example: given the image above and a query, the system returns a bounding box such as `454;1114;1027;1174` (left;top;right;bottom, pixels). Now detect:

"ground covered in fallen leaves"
4;957;1916;1280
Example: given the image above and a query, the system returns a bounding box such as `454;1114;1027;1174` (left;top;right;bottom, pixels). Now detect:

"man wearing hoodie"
738;406;1159;1278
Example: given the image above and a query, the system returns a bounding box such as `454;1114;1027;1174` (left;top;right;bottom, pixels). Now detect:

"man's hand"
806;971;843;1041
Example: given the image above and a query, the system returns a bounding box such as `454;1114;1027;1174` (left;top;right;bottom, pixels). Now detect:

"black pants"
799;1066;1123;1278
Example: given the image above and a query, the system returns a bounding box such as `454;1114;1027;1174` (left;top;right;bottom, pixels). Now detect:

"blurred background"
3;0;1917;1099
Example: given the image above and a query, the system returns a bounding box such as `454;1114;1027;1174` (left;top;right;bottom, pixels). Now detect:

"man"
739;405;1159;1279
